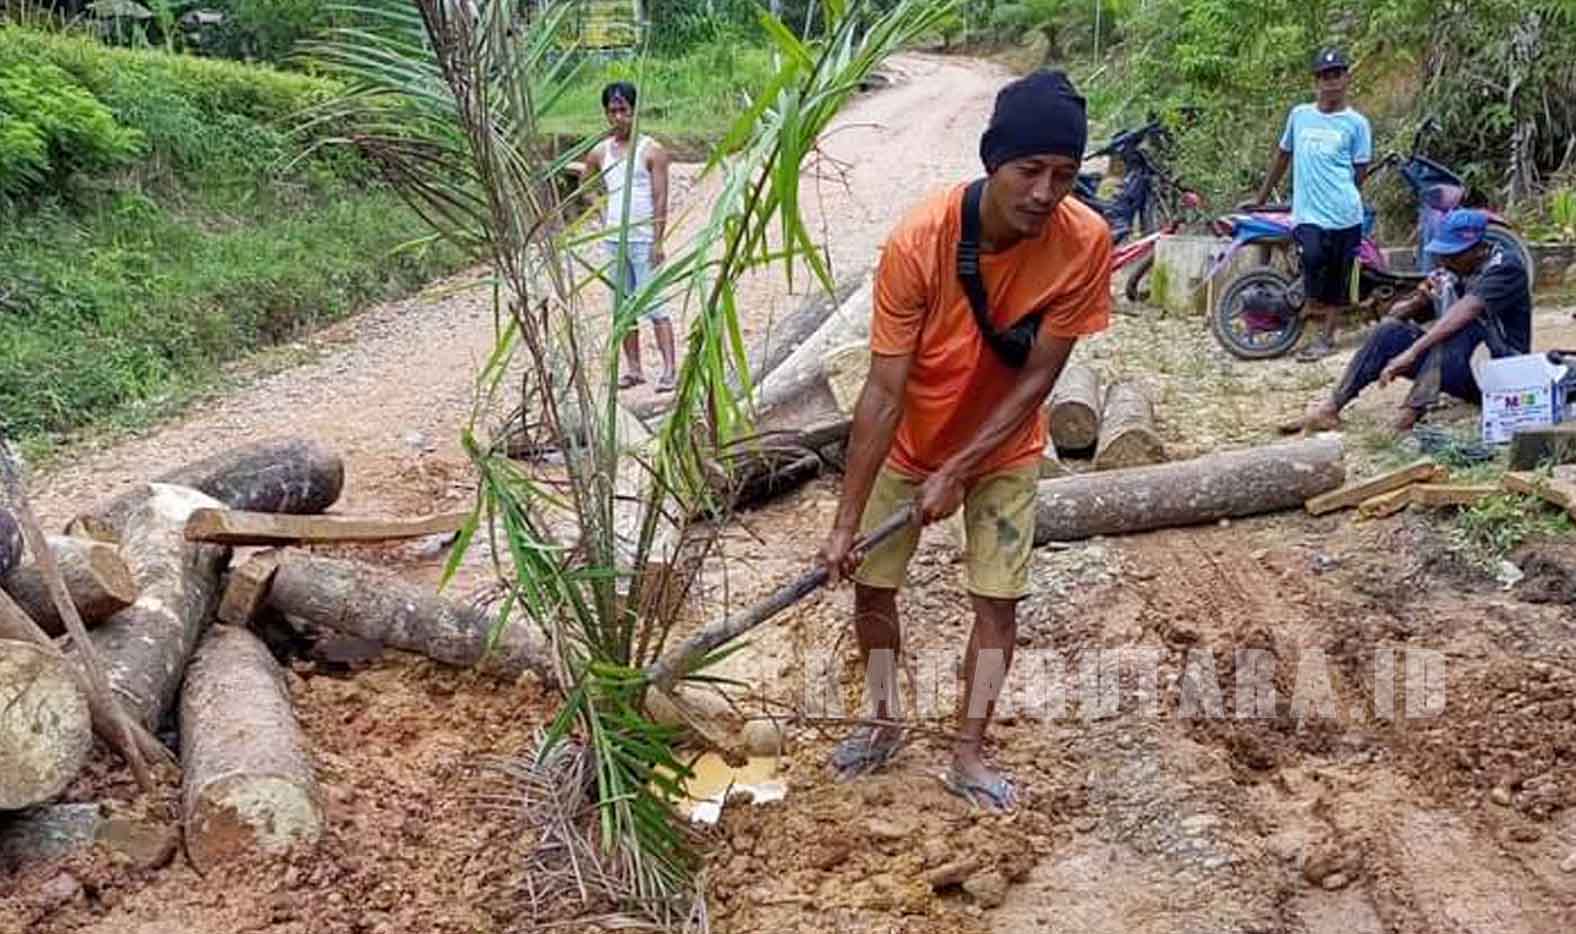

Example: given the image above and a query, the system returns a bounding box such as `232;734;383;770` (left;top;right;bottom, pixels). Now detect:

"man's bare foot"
1277;400;1342;435
828;723;904;781
1390;407;1421;433
942;745;1017;813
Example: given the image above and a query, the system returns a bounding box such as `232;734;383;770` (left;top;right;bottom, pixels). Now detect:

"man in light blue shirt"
1254;48;1373;361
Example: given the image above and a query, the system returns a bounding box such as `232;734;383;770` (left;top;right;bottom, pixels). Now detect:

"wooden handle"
645;504;916;689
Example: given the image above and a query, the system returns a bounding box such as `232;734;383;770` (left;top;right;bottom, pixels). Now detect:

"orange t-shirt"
870;182;1112;479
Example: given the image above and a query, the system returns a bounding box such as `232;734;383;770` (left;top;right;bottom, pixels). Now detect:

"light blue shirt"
1279;104;1372;230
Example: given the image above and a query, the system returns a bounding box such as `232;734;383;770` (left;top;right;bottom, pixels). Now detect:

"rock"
925;858;978;889
1561;850;1576;873
962;869;1008;908
1300;843;1346;885
39;871;83;908
741;719;784;757
1073;816;1099;834
1506;825;1543;844
99;817;179;870
1320;872;1352;891
1490;786;1513;807
863;817;908;842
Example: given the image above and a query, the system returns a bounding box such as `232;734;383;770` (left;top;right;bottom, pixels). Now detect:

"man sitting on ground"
1280;208;1532;435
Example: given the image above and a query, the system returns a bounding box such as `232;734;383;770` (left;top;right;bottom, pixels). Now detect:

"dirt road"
10;52;1576;934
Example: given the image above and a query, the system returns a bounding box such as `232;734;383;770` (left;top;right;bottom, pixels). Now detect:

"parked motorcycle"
1206;117;1535;360
1075;117;1205;302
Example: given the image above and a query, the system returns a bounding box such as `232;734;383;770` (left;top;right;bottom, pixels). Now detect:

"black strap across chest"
958;178;1044;369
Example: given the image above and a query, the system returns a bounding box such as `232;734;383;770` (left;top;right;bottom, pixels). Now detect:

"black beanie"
979;70;1088;173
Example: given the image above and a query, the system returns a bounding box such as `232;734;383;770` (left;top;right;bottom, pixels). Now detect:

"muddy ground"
6;53;1576;934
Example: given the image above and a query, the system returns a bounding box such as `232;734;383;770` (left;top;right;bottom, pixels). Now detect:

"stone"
39;872;83;908
962;869;1008;909
98;817;179;870
1506;825;1543;844
1073;816;1099;834
741;719;785;757
925;858;979;889
1560;850;1576;873
863;818;908;842
1490;786;1513;807
1300;843;1346;885
1320;872;1352;891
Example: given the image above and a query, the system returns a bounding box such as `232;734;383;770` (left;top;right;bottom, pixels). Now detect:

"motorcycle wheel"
1212;266;1305;360
1484;222;1537;293
1124;254;1155;303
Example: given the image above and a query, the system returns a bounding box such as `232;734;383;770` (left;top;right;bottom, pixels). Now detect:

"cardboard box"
1477;353;1574;445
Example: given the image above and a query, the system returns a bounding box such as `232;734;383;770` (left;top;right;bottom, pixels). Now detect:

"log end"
0;640;93;811
1051;408;1100;453
85;540;140;607
185;773;324;874
1093;431;1168;472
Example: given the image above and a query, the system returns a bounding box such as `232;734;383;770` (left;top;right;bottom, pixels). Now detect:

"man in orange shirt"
818;70;1111;812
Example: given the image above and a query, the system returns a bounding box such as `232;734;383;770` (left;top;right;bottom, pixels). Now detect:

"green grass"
540;42;777;144
2;185;466;452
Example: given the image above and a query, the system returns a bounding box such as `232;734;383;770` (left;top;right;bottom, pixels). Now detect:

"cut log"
1034;437;1346;544
1049;365;1102;452
1358;485;1415;520
1409;483;1501;509
3;536;138;637
706;417;853;516
1093;381;1166;471
0;803;103;871
185;508;471;547
745;272;870;391
180;625;323;873
823;340;871;417
89;484;229;730
749;277;874;430
68;438;344;542
0;639;93;810
1508;424;1576;471
216;551;282;626
264;553;553;685
0;509;19;578
1303;459;1441;516
1503;471;1576;517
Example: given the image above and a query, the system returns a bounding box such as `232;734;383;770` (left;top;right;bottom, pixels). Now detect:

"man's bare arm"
1256;149;1291;205
1411;293;1486;354
648;143;670;252
832;352;913;535
936;334;1077;482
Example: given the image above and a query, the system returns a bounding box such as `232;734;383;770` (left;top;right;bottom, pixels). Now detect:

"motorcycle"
1206;117;1535;360
1074;117;1205;302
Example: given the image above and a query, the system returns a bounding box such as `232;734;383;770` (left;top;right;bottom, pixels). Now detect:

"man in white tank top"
580;81;676;392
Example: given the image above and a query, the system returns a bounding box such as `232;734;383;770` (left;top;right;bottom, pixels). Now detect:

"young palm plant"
304;0;953;926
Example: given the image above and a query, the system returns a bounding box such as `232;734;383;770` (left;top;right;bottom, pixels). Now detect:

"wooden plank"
1409;483;1501;509
217;551;281;626
1358;485;1415;520
185;509;471;546
1304;459;1441;516
1502;472;1576;517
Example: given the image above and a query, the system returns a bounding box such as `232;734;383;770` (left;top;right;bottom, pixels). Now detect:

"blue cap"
1425;208;1488;256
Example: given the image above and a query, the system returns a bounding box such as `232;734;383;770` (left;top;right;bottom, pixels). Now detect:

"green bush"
0;58;144;198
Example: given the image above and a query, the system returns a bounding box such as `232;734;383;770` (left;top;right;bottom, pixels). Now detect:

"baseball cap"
1424;209;1488;256
1312;48;1349;73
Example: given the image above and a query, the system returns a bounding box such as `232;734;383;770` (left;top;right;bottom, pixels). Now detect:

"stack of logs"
0;438;554;876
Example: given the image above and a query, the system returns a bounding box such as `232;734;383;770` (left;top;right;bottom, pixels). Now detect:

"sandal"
1295;338;1335;363
617;372;644;389
828;725;904;782
655;373;675;394
941;763;1018;814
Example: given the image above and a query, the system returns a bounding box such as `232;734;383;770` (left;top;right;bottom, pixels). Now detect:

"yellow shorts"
852;463;1039;600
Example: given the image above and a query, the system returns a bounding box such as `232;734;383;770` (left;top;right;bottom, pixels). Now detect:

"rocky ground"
6;52;1576;934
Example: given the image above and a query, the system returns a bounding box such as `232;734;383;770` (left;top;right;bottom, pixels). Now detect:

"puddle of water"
666;753;786;824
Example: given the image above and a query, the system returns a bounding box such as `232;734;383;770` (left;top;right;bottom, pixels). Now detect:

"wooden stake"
1409;483;1501;509
1358;485;1415;519
1304;459;1441;516
186;508;471;546
1502;471;1576;517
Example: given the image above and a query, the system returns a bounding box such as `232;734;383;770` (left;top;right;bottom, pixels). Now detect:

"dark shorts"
1293;223;1362;306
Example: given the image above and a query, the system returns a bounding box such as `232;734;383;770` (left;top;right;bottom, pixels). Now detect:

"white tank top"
600;135;654;242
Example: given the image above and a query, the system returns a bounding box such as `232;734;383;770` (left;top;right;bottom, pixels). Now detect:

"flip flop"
828;726;904;782
940;764;1018;814
617;373;644;389
1295;339;1335;363
654;374;675;394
